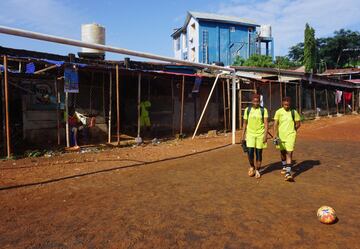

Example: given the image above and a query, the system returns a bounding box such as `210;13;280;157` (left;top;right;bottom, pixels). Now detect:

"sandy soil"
0;115;360;248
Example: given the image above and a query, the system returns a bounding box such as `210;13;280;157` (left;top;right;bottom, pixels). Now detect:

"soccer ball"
317;206;337;224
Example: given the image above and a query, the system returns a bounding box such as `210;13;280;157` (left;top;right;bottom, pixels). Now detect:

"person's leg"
255;148;263;178
72;127;79;148
246;135;256;177
280;150;287;174
284;151;294;181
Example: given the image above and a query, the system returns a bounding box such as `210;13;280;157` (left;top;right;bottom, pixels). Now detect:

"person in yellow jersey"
273;97;301;181
241;94;269;179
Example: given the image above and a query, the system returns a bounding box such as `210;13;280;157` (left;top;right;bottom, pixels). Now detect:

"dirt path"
0;115;360;248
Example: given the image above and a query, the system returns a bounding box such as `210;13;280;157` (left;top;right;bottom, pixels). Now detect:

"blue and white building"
171;11;274;66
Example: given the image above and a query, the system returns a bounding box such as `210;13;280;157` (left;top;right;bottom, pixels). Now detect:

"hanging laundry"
260;94;264;107
343;92;352;104
26;62;35;74
335;90;342;104
64;67;79;93
192;76;202;93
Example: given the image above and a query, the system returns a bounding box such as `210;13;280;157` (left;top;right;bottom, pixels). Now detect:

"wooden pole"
279;82;283;102
3;56;11;158
295;83;298;111
284;82;287;97
313;88;317;114
180;75;185;135
352;91;355;113
65;91;69;147
222;80;227;132
239;89;242;129
171;78;175;135
116;64;120;145
269;82;272;117
226;79;231;131
299;82;302;114
343;93;346;114
137;73;141;138
325;89;330;116
102;73;106;122
54;77;60;145
108;71;112;143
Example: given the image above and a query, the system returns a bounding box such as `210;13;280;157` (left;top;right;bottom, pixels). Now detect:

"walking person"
241;94;269;179
273;97;301;181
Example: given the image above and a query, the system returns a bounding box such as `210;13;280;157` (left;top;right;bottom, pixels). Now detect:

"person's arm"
295;121;301;131
263;118;269;143
294;110;301;131
241;120;247;142
273;120;279;138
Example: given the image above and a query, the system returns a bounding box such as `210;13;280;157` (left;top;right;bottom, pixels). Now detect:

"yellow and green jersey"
244;107;268;137
274;108;301;141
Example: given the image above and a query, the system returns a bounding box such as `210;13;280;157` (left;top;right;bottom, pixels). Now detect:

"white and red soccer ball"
317;206;337;224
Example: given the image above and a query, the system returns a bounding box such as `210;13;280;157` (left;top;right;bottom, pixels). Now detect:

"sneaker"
255;170;261;179
284;172;293;181
280;167;287;175
248;167;255;177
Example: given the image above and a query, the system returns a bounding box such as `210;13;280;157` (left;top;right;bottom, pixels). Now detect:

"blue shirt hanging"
64;67;79;93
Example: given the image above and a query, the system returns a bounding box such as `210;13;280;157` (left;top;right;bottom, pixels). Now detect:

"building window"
202;30;209;63
230;27;236;32
175;38;180;51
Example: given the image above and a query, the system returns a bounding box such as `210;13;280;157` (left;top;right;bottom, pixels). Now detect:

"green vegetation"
233;54;299;69
304;23;317;73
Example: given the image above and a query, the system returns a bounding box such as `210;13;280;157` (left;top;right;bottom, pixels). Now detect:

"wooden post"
325;89;330;116
137;73;141;138
222;80;227;132
295;83;298;111
284;82;287;97
108;71;112;143
226;79;231;131
3;56;11;158
180;75;185;135
102;73;106;122
239;89;242;129
343;93;346;114
54;77;60;145
352;91;355;113
116;64;120;145
279;82;283;102
336;91;339;115
269;82;272;117
171;78;175;135
313;88;317;114
299;82;302;114
65;91;69;147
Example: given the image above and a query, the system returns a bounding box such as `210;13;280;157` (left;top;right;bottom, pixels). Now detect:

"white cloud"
217;0;360;55
0;0;86;38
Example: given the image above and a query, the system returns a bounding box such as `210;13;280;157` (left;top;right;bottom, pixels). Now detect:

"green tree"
243;54;274;67
304;23;316;73
232;56;246;66
288;42;304;63
274;56;301;69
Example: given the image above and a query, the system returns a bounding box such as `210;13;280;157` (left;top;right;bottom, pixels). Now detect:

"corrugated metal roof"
189;11;259;27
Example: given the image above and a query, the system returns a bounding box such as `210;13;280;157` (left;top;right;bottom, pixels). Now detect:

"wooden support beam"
108;71;112;144
180;75;185;135
325;89;330;116
65;91;69;147
137;73;141;138
227;79;231;130
222;80;227;132
54;77;60;145
34;64;58;74
313;88;317;114
3;56;11;158
116;64;120;145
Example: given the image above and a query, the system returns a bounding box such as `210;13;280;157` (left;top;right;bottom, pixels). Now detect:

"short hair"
252;94;261;100
282;96;291;102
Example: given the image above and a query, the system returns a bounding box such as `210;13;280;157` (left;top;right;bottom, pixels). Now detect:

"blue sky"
0;0;359;61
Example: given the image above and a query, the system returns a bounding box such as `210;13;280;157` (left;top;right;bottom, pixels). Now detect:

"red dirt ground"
0;115;360;249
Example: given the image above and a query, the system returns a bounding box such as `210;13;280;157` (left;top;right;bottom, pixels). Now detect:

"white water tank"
260;25;272;38
81;23;105;54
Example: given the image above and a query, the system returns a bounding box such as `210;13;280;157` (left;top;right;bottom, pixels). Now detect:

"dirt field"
1;115;360;249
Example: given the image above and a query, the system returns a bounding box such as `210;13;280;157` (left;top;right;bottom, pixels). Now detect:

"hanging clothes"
260;95;264;107
343;92;352;104
335;90;342;104
140;101;151;127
